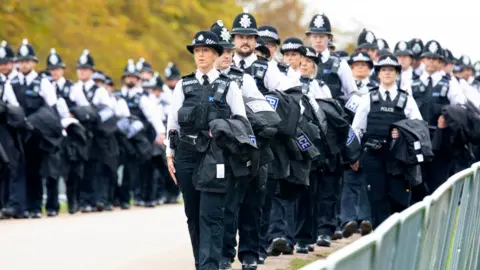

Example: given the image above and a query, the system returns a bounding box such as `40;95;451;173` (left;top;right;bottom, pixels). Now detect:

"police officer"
280;38;304;80
328;41;336;53
347;52;377;94
0;41;17;81
163;62;181;96
116;59;165;208
394;41;415;94
9;39;62;218
377;39;391;58
458;55;480;91
356;29;378;63
258;25;281;61
351;54;423;227
71;49;115;212
166;30;246;270
409;38;425;78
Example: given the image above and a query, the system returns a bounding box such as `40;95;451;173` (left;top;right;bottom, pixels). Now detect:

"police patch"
345;95;361;113
432;92;440;97
295;132;312;151
246;100;274;113
265;96;279;110
249;135;257;146
346;128;356;146
208;96;214;102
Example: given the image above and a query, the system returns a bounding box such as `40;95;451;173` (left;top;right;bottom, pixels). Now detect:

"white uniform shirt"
233;53;300;91
458;77;480;109
166;68;246;157
1;80;19;106
302;78;332;100
70;79;113;108
399;67;413;95
16;71;57;107
352;85;423;139
220;67;265;100
51;77;73;119
120;86;166;139
419;71;466;105
7;69;18;81
320;49;358;96
287;67;301;81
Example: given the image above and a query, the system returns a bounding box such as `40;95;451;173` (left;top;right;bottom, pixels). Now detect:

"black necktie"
202;75;209;86
55;83;60;93
21;76;26;86
385;91;392;103
355;80;362;89
239;60;246;70
427;76;433;90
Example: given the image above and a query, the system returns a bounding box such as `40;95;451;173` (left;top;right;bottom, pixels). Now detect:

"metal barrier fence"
301;162;480;270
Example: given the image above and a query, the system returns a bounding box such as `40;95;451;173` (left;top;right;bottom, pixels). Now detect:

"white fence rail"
301;162;480;270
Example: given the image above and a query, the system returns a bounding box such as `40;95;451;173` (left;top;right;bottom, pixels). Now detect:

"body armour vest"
178;73;232;136
244;58;269;94
277;62;289;76
317;56;342;99
411;77;450;127
84;84;99;104
55;79;76;108
228;66;244;89
11;75;45;116
365;88;408;140
123;91;148;122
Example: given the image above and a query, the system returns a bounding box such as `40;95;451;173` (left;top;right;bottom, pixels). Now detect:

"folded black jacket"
27;105;64;153
390;119;434;165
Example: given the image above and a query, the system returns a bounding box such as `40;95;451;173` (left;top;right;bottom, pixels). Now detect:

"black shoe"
81;205;93;213
296;243;309;254
2;207;17;218
283;243;294;255
242;258;257;270
360;220;373;236
166;195;179;204
120;203;130;210
316;235;331;247
332;230;343;240
145;201;156;208
219;259;232;270
267;237;287;256
31;211;42;219
258;255;266;265
134;200;145;207
342;221;358;238
46;211;58;217
96;203;105;212
307;244;315;252
104;204;114;211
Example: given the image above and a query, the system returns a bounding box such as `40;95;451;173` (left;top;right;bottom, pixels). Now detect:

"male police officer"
166;30;247;270
409;38;425;78
351;54;423;227
394;41;415;94
410;41;466;194
0;41;17;81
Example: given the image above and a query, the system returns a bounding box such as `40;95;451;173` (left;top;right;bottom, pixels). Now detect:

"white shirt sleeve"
139;95;166;138
69;83;90;107
115;98;131;118
404;96;423;120
351;94;370;139
448;79;467;105
165;80;185;157
2;81;19;106
264;61;300;91
338;59;358;96
241;74;266;99
56;98;71;119
40;78;58;106
92;87;115;108
226;81;247;118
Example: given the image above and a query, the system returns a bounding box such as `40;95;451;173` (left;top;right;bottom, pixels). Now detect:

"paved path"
0;205;194;270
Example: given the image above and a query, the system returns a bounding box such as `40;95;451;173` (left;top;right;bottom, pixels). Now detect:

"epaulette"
181;72;196;79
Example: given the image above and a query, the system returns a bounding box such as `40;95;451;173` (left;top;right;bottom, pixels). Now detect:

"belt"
180;135;197;145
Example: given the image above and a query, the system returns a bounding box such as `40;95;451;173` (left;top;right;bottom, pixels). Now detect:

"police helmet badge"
136;58;144;71
313;15;324;28
398;41;407;51
240;14;252;28
49;48;59;65
378;39;385;50
220;28;231;42
0;47;5;59
412;43;421;54
428;42;438;54
127;59;136;73
20;45;29;56
79;50;89;65
198;34;204;41
365;32;375;44
463;55;470;66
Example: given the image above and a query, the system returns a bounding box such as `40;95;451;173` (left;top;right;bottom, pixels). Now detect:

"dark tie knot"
202;75;209;86
239;60;246;70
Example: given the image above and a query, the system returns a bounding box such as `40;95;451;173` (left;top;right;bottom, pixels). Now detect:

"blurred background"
0;0;477;84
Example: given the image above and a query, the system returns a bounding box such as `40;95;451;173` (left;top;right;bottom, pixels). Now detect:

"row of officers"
164;9;480;270
1;10;480;270
0;38;183;219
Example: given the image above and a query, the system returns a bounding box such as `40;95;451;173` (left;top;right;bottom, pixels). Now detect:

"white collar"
320;48;330;63
233;53;257;69
379;84;398;99
121;86;143;97
18;70;38;85
80;79;95;90
195;68;219;84
54;77;66;88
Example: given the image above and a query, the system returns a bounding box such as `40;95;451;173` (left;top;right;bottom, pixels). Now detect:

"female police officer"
165;30;247;270
351;54;422;228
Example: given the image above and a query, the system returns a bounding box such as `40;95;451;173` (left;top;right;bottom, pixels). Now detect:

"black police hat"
76;49;95;69
335;50;350;61
143;72;164;90
38;70;51;80
409;38;424;60
421;40;443;59
459;55;474;70
280;37;303;54
255;39;270;59
443;49;456;64
123;59;141;78
306;14;332;36
136;57;153;73
259;25;281;45
300;46;320;64
374;54;401;73
394;41;413;57
16;39;37;62
231;8;259;36
105;75;114;87
92;70;107;82
474;61;480;76
377;38;390;57
357;29;378;50
0;41;15;63
165;62;181;80
187;30;224;56
210;20;235;50
46;48;66;70
348;52;374;69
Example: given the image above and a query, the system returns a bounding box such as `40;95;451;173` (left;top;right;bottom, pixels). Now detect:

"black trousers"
222;165;267;263
64;161;84;209
25;139;44;213
80;159;98;207
295;170;320;245
2;158;27;213
45;176;59;212
176;142;227;270
317;167;342;236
